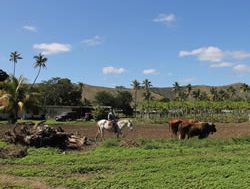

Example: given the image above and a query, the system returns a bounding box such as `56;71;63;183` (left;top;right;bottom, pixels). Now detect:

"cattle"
168;118;198;137
178;122;216;139
168;119;182;137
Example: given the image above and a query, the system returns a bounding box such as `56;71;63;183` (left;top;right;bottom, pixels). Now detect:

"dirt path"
1;122;250;141
0;174;67;189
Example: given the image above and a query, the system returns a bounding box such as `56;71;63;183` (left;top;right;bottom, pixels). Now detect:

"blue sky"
0;0;250;88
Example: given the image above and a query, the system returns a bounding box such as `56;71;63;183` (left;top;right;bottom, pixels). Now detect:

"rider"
107;108;118;133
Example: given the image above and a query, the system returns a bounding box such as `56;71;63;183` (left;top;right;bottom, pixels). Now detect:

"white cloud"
210;62;234;68
179;46;223;62
23;25;37;32
233;64;250;73
227;51;250;59
33;43;71;55
102;66;126;74
179;46;250;63
81;35;103;46
143;69;159;75
153;13;176;24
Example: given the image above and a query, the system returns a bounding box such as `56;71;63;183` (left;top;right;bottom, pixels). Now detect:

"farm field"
0;122;250;189
1;122;249;140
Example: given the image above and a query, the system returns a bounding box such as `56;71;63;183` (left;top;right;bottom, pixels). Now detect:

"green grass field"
0;137;249;189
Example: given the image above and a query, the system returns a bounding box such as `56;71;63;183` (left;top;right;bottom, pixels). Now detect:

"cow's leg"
178;130;186;140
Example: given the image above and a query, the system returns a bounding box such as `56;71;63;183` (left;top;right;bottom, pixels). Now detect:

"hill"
82;84;163;103
81;83;248;102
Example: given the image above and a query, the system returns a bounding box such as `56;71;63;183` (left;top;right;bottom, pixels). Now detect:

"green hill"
81;83;249;102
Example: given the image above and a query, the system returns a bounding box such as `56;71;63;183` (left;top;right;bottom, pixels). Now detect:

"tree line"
1;51;250;123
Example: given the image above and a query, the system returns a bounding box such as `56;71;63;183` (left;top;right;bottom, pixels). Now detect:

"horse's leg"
100;128;104;141
95;128;100;141
116;131;120;139
117;130;123;139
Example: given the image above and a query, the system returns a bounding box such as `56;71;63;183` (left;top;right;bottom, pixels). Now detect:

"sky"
0;0;250;88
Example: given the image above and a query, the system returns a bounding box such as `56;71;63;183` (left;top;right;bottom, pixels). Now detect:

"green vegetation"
0;137;249;188
138;100;250;123
0;76;40;123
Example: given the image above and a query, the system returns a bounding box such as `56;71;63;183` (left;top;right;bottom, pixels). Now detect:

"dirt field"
1;122;249;141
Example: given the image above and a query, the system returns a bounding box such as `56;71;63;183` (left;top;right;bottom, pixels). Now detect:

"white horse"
95;119;133;141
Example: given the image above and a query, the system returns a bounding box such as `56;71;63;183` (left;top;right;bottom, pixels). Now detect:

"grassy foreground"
0;137;250;189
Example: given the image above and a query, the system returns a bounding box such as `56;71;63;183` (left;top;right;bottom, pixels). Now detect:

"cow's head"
208;123;216;134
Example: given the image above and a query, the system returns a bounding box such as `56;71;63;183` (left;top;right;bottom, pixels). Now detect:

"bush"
92;106;108;121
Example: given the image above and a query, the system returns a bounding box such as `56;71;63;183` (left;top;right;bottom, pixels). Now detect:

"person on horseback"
107;108;118;133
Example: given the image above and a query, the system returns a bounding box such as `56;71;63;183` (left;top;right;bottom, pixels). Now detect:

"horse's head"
127;120;134;131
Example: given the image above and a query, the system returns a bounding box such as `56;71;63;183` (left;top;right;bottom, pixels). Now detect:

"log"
4;122;91;150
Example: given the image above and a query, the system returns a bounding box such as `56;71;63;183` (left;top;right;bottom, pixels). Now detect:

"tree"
227;86;236;100
38;78;82;106
0;76;40;123
0;69;9;82
192;89;201;100
172;82;181;100
78;82;86;105
142;79;152;117
210;87;219;101
240;83;249;100
9;51;22;77
240;83;249;93
115;91;133;116
131;80;140;117
186;84;192;98
218;89;229;101
32;53;48;87
94;91;115;107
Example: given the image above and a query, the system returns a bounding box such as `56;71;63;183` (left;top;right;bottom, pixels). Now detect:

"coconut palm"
131;80;140;117
0;76;40;123
9;51;22;77
32;53;48;87
186;84;192;98
172;82;181;100
142;79;152;117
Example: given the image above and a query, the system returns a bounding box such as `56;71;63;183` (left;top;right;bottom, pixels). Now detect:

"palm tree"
78;82;86;105
9;51;22;77
32;53;48;87
0;75;41;123
172;82;181;100
131;80;140;117
186;84;192;98
142;79;152;117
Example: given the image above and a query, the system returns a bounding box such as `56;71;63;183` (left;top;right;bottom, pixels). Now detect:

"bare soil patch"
0;174;67;189
1;122;249;141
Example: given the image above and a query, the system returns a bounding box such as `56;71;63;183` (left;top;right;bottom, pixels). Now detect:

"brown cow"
168;119;182;137
178;122;216;139
168;118;198;137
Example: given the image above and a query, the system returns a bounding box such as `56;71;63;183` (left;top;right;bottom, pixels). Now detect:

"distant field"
0;137;249;189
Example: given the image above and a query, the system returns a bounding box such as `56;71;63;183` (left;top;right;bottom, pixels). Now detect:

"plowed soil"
1;122;249;140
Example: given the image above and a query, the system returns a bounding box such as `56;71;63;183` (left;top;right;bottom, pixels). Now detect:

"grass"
0;137;249;189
